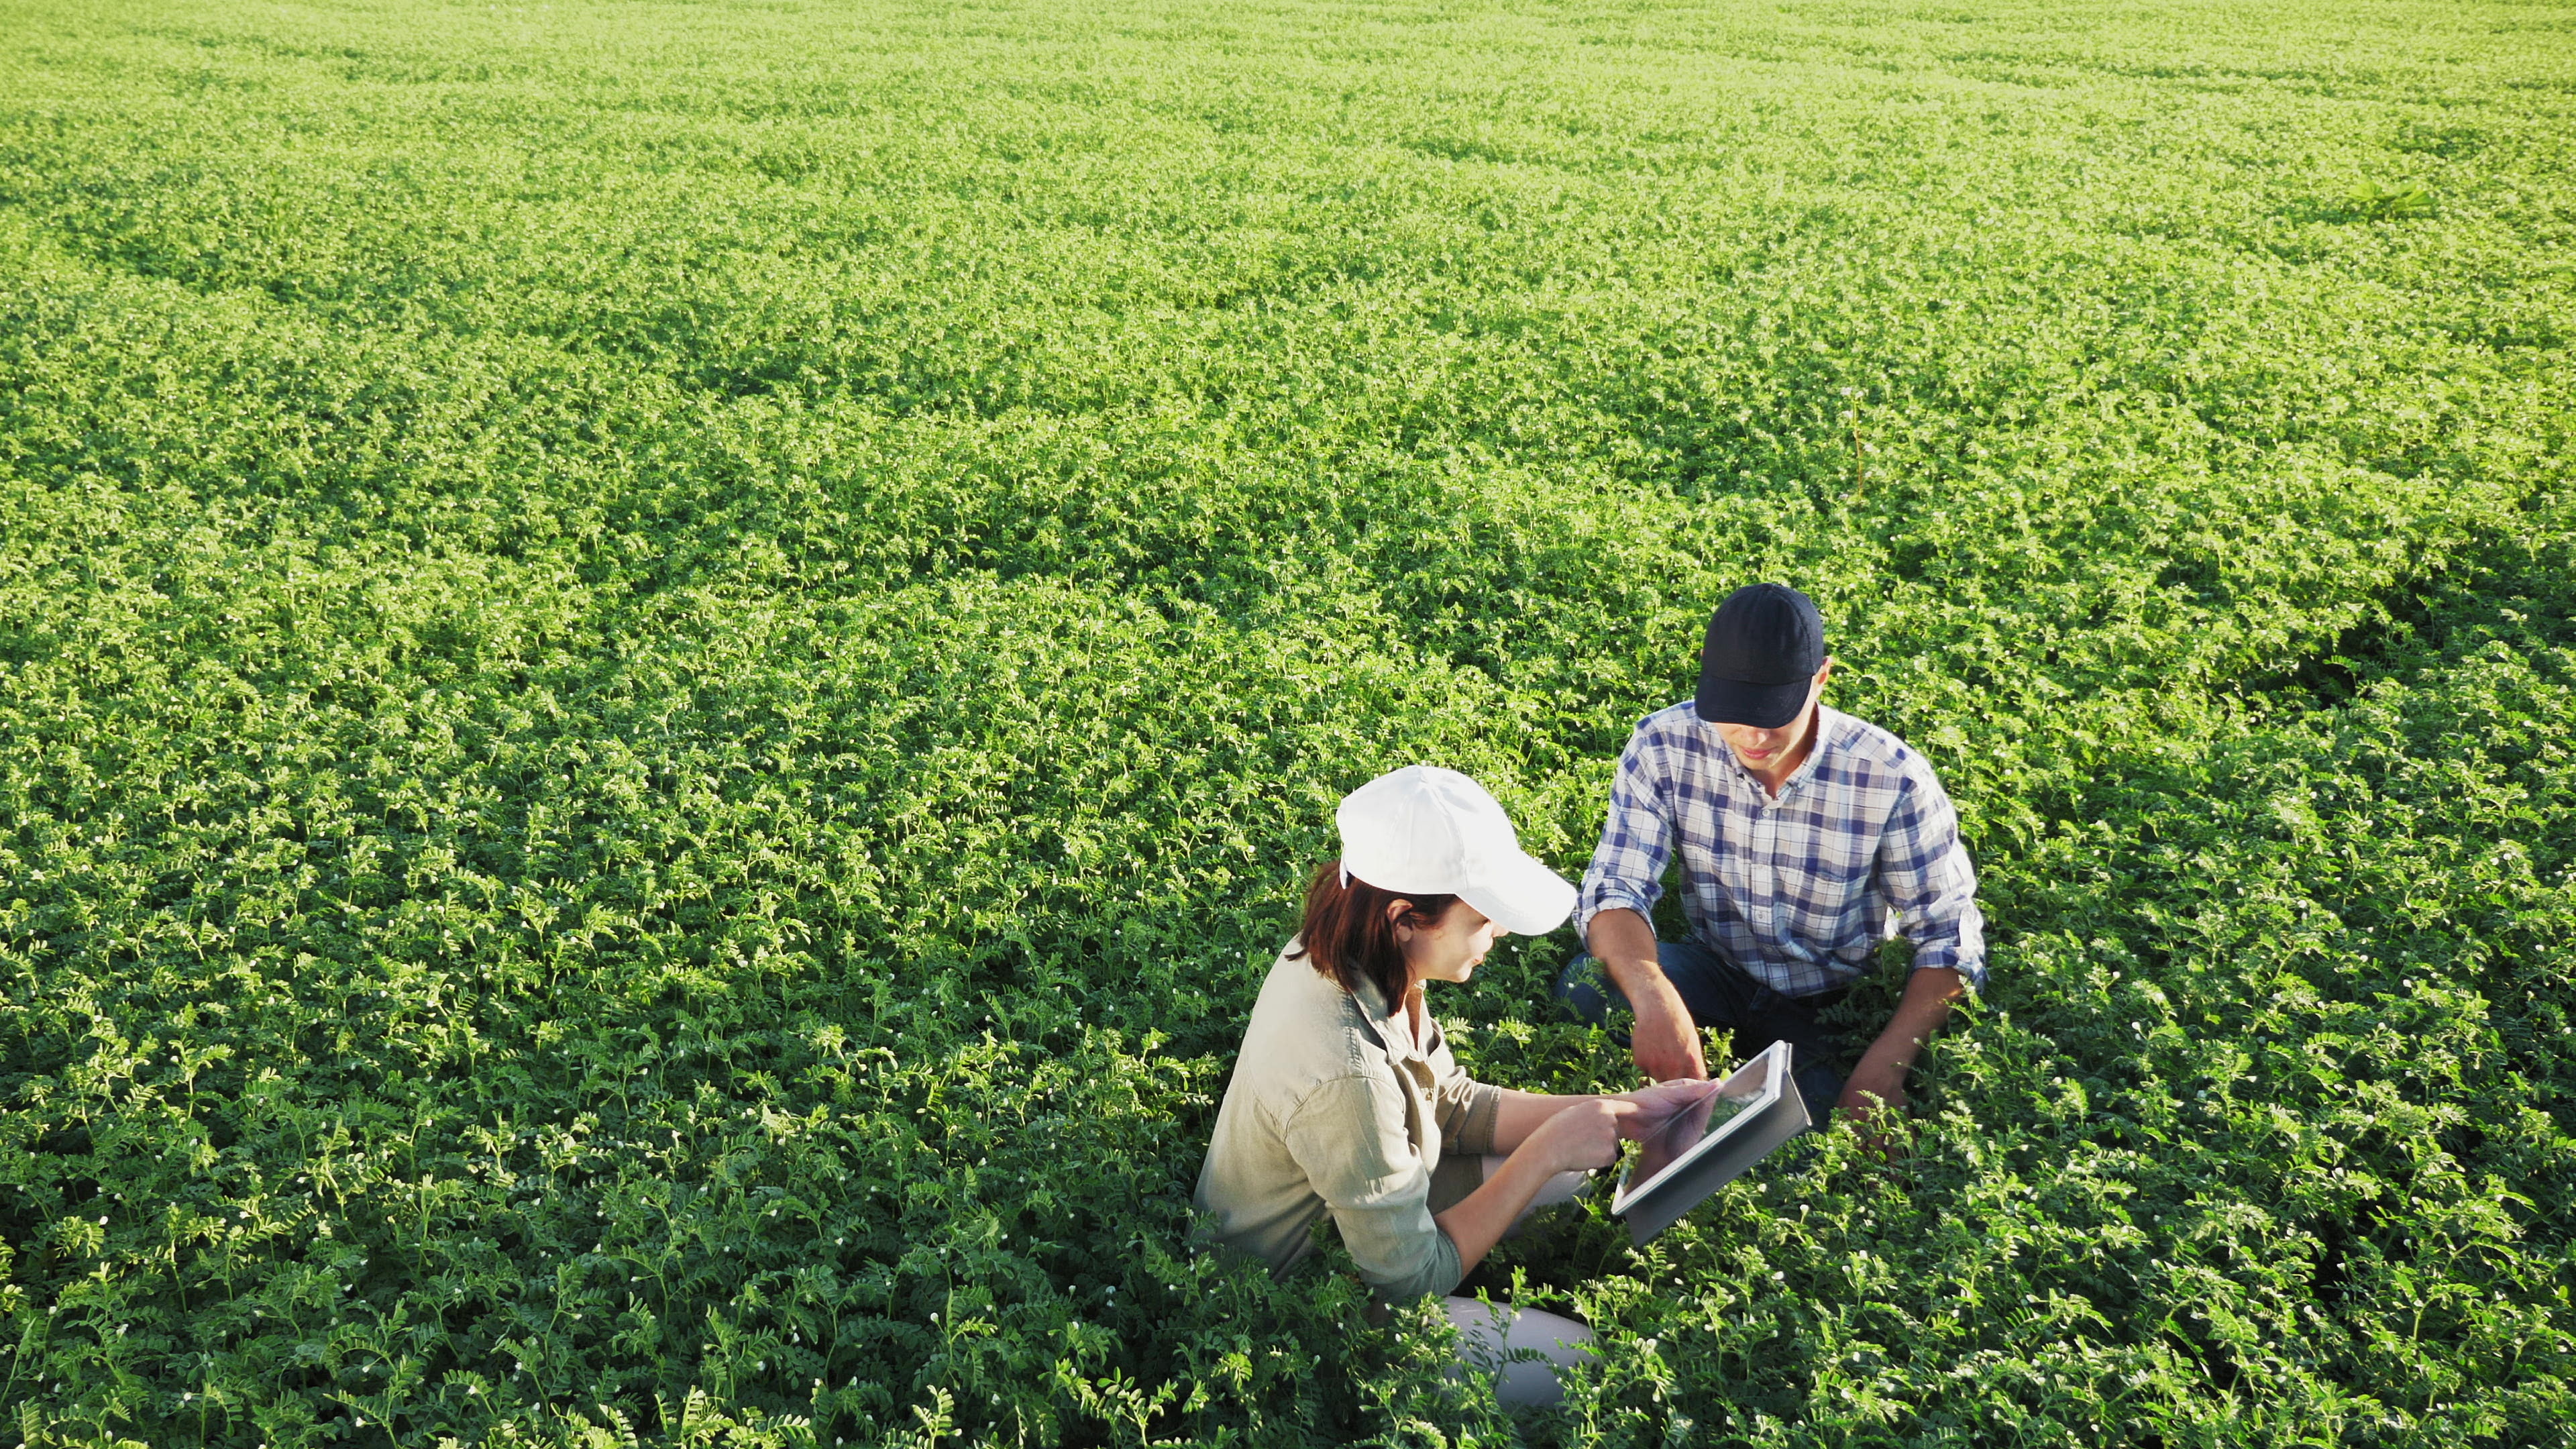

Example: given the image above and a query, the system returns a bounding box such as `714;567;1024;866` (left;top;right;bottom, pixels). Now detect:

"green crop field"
3;0;2573;1443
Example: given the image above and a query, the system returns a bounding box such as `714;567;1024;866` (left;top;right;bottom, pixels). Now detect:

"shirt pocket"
1786;855;1876;941
1399;1057;1444;1170
1794;838;1875;896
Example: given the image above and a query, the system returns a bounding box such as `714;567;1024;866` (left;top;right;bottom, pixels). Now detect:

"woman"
1195;765;1715;1404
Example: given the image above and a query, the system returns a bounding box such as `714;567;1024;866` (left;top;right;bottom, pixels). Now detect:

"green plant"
2345;178;2437;221
0;0;2569;1444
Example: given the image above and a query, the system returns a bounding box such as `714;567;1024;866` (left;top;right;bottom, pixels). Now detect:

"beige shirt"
1193;941;1504;1301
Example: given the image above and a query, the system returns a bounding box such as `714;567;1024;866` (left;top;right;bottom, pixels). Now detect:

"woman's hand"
1518;1098;1627;1175
1488;1081;1725;1157
1514;1081;1721;1177
1438;1099;1623;1274
1613;1079;1723;1138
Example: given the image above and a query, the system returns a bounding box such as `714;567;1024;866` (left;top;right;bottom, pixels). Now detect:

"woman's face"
1393;900;1507;986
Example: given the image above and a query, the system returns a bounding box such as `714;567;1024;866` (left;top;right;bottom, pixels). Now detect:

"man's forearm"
1856;966;1965;1075
1585;908;1665;992
1585;907;1708;1080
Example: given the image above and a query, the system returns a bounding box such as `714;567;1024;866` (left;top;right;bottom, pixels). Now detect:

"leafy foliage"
2345;180;2437;221
1;0;2571;1445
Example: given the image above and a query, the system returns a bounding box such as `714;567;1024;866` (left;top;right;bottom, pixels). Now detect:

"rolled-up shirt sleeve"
1428;1059;1502;1157
1280;1075;1464;1301
1874;765;1987;991
1575;728;1674;939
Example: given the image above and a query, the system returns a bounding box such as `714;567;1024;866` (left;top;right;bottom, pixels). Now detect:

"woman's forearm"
1487;1075;1715;1153
1486;1089;1602;1153
1432;1136;1570;1272
1438;1093;1648;1273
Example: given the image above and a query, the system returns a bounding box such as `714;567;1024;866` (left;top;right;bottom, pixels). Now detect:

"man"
1558;582;1985;1129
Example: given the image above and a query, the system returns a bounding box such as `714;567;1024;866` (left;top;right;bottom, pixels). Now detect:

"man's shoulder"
1819;707;1941;786
1628;698;1707;747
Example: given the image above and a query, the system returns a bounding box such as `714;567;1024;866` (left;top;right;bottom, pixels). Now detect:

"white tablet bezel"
1609;1039;1792;1215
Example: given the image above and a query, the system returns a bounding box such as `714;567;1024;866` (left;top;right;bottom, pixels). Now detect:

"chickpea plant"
1;0;2571;1445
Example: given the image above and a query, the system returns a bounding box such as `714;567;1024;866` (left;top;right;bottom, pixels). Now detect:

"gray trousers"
1426;1154;1597;1404
1442;1296;1594;1405
1428;1152;1590;1222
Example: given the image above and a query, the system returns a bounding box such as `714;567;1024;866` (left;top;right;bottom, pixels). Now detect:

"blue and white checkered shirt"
1576;702;1986;997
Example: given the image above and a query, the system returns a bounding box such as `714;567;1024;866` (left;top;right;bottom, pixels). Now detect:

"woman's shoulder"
1248;940;1374;1040
1237;941;1394;1095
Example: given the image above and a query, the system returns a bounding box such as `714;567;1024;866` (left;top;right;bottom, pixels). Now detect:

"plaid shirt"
1576;702;1986;996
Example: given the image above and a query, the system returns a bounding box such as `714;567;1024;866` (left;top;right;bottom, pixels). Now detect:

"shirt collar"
1702;702;1849;798
1348;975;1419;1063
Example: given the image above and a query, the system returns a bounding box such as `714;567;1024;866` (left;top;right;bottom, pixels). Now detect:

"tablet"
1610;1039;1811;1244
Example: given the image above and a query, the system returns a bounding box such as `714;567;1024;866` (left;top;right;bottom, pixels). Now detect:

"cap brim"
1458;849;1578;937
1695;674;1811;729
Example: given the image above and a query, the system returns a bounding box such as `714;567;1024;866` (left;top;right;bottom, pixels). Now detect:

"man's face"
1712;661;1832;775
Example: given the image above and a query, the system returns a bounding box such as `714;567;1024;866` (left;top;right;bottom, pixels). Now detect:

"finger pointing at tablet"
1613;1079;1724;1138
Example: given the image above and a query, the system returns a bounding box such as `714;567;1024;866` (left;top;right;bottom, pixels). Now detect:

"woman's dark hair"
1288;861;1458;1008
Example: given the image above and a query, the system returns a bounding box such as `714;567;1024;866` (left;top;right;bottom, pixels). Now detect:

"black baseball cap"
1695;583;1825;729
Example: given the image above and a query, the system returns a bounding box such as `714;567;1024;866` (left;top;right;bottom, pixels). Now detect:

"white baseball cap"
1334;765;1576;936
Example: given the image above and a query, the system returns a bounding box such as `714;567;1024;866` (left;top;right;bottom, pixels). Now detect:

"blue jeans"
1554;938;1849;1124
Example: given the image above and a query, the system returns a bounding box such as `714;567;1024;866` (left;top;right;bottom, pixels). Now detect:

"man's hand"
1835;1055;1910;1150
1835;966;1966;1152
1586;908;1707;1081
1625;972;1707;1083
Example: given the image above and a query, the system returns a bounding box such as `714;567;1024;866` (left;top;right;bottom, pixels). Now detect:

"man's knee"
1552;953;1629;1032
1792;1061;1845;1126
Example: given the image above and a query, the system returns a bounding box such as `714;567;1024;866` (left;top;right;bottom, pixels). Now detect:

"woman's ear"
1385;898;1415;941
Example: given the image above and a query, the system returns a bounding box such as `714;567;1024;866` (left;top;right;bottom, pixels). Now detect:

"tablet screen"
1611;1040;1787;1214
1627;1091;1748;1191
